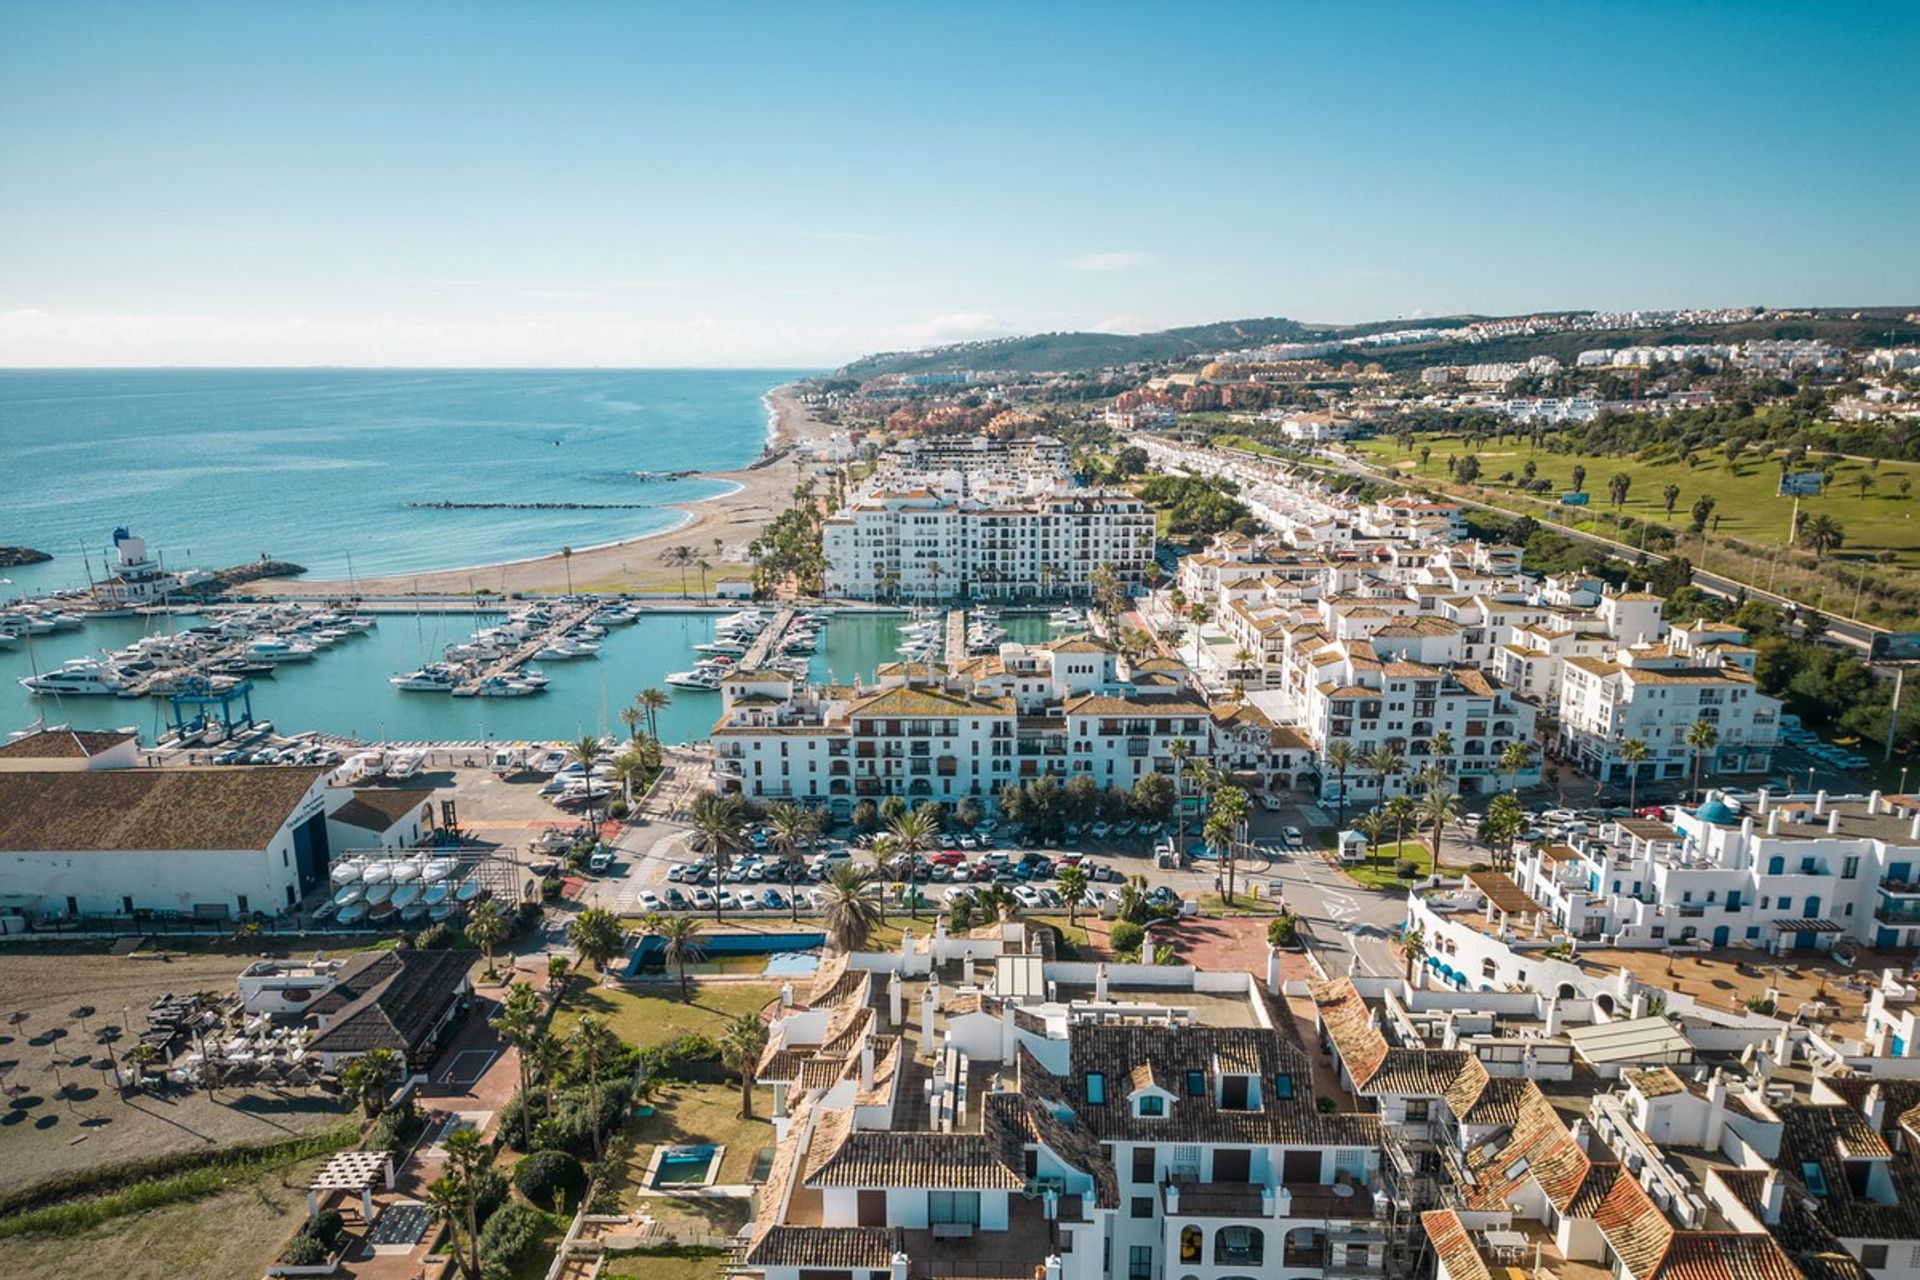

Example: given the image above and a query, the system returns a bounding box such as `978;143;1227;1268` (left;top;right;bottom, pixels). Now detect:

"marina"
0;604;1057;747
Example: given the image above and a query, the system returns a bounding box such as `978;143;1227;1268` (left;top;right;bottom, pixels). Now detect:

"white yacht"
472;675;541;698
535;638;599;660
665;666;722;690
244;635;316;663
19;659;127;696
389;663;462;691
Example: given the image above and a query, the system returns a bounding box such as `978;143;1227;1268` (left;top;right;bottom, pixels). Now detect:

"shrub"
472;1165;509;1225
1109;920;1145;956
514;1150;586;1208
478;1201;547;1271
1395;859;1421;880
280;1233;330;1266
641;1033;720;1082
1266;914;1298;948
367;1104;425;1155
607;799;630;820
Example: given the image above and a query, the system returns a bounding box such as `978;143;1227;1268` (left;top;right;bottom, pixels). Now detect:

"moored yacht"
19;659;127;696
389;663;463;691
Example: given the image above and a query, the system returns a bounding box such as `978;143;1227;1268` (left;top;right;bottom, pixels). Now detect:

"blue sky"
2;1;1915;366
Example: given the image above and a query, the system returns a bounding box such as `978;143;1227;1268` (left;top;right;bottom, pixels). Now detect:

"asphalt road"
1246;806;1409;979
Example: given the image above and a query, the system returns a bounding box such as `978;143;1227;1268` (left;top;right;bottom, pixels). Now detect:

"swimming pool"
651;1143;719;1187
626;931;826;977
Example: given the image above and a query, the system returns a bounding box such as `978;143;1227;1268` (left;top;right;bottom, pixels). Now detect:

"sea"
0;366;891;745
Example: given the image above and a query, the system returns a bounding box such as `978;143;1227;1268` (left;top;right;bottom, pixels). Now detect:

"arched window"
1180;1227;1204;1263
1768;856;1785;875
1216;1226;1265;1265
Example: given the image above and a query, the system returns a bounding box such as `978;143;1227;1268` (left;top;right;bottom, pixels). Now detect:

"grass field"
1351;435;1920;567
550;980;779;1048
0;1152;327;1280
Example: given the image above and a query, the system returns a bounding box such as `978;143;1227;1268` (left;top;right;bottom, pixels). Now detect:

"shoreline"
249;383;834;597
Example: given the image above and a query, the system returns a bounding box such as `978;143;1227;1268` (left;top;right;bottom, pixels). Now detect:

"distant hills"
834;308;1920;380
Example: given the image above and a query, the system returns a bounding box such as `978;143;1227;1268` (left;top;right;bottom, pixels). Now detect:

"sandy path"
248;385;837;598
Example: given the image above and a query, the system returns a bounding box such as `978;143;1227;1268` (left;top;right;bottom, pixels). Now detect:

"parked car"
665;887;689;910
637;889;662;911
1281;826;1305;849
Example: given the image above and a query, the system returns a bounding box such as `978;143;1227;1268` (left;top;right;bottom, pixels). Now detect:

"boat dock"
944;609;967;671
457;598;603;693
739;607;796;669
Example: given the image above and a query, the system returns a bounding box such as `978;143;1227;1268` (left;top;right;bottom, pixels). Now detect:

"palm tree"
1620;738;1650;810
618;704;645;742
1364;745;1403;802
688;791;746;916
1206;785;1250;903
1499;741;1534;794
425;1176;477;1280
665;544;694;597
1685;719;1720;801
340;1047;401;1117
636;687;671;742
489;982;543;1151
1326;741;1357;826
570;1013;621;1163
821;863;883;952
547;953;571;994
1428;730;1454;785
443;1127;487;1279
653;915;706;1001
525;1032;564;1123
1169;737;1194;859
124;1041;161;1091
609;743;652;810
1399;926;1428;983
1057;864;1089;927
865;834;897;923
696;558;713;601
1421;788;1460;878
1798;514;1845;558
718;1012;769;1119
560;546;574;595
887;809;940;919
465;900;508;981
766;803;815;921
568;734;608;826
1355;809;1389;867
1385;795;1416;867
569;907;625;973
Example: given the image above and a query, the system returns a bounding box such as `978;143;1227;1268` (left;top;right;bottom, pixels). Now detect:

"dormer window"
1187;1071;1206;1097
1138;1095;1166;1118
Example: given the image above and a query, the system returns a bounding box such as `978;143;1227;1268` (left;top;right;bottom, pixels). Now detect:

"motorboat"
385;751;424;779
421;857;454;883
330;860;363;887
474;675;541;698
1049;607;1088;628
390;663;463;691
360;860;392;886
19;659;127;696
332;883;365;908
454;879;481;902
363;879;394;906
337;902;368;925
244;635;316;663
390;881;422;909
665;667;722;690
693;639;747;655
534;638;599;660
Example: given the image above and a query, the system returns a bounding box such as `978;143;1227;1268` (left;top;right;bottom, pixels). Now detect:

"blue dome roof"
1693;797;1738;825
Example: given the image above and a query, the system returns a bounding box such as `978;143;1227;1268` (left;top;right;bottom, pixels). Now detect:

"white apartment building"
743;941;1395;1280
823;489;1154;601
1556;637;1780;786
710;637;1209;819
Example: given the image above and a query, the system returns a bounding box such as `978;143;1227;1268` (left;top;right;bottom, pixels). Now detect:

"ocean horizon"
0;367;812;599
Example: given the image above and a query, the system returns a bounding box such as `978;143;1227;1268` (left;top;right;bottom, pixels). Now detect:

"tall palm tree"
1326;741;1357;826
1499;741;1534;794
1057;865;1089;927
1364;745;1403;802
568;734;607;826
697;558;713;601
688;791;746;916
1169;737;1194;859
525;1032;564;1124
465;900;509;981
887;809;939;919
618;704;644;742
1428;730;1454;785
766;803;815;921
489;982;543;1151
718;1013;769;1119
1206;785;1251;903
1421;788;1460;878
664;544;694;597
636;687;671;743
425;1175;477;1280
821;863;883;952
1399;926;1428;983
568;907;625;973
1620;738;1650;811
444;1127;486;1279
652;914;706;1001
1685;719;1720;801
1354;810;1389;868
570;1014;621;1163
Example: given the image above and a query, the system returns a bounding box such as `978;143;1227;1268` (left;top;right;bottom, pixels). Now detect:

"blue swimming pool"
626;931;826;976
653;1143;719;1187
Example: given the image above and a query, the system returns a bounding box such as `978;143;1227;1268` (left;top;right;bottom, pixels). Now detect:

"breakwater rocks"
184;559;308;596
0;547;52;568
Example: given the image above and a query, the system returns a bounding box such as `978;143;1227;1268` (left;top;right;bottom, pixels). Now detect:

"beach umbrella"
69;1006;95;1035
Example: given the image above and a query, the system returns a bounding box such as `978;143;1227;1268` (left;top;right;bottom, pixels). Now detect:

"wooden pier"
944;609;967;672
456;599;602;693
738;607;795;670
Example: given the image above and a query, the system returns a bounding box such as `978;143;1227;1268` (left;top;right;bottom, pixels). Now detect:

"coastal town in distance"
4;6;1920;1280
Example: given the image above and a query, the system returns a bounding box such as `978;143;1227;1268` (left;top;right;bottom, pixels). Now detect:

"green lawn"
1351;434;1920;567
553;981;779;1049
605;1246;732;1280
1341;841;1434;891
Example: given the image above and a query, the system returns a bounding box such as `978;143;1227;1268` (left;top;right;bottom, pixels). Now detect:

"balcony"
1875;897;1920;926
1882;877;1920;897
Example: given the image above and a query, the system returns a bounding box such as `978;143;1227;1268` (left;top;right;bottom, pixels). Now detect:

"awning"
1769;919;1843;933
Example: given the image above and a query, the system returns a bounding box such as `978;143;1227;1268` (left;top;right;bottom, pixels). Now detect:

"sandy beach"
250;383;835;598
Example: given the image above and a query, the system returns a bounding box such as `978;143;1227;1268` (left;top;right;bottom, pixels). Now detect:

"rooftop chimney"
1761;1169;1785;1224
1630;992;1649;1019
1815;790;1829;817
1544;997;1564;1038
1911;812;1920;840
1095;964;1109;1003
861;1035;875;1091
1870;790;1885;815
1866;1082;1887;1132
1768;809;1782;836
780;983;794;1011
889;970;904;1027
1757;789;1771;815
1706;1070;1728;1149
1266;944;1281;996
1828;810;1843;835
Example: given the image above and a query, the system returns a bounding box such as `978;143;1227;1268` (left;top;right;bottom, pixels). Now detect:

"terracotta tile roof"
1062;692;1210;717
849;686;1014;718
306;949;472;1058
1423;1209;1492;1280
0;727;134;759
1456;1080;1591;1212
1566;1162;1624;1218
1657;1234;1802;1280
1778;1104;1920;1240
742;1225;894;1269
1310;978;1388;1086
1628;1066;1690;1098
0;765;325;853
805;1129;1025;1190
1593;1169;1673;1275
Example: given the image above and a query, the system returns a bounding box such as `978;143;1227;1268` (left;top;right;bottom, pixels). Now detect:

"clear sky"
2;1;1916;367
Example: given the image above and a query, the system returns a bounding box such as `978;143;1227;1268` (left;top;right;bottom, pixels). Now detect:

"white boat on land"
332;883;365;907
330;860;363;887
363;879;393;906
423;882;451;905
390;881;422;909
390;858;421;884
360;861;392;886
422;857;454;883
386;751;424;779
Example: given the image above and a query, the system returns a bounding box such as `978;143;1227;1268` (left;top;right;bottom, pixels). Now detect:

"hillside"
834;308;1918;380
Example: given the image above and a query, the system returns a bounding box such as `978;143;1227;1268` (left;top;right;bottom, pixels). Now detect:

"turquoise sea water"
0;368;803;598
0;610;1057;744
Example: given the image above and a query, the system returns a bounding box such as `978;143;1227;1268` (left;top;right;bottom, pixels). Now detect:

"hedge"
513;1150;587;1207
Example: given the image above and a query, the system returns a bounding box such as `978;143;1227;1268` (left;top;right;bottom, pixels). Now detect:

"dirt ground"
0;951;354;1192
1;1150;328;1280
